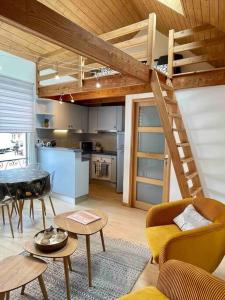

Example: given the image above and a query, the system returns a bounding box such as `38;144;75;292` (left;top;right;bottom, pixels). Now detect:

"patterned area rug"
12;235;150;300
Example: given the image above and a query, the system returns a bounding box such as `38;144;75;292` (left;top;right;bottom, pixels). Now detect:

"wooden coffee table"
54;209;108;287
0;255;48;300
24;237;78;300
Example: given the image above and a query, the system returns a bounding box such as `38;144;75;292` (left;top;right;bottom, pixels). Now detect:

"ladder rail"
151;70;204;198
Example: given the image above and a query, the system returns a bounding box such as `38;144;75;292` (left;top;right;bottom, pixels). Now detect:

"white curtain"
0;75;35;133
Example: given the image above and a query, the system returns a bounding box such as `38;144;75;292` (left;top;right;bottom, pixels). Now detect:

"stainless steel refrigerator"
116;132;124;193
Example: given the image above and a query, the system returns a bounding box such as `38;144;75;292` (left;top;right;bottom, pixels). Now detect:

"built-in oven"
91;154;116;182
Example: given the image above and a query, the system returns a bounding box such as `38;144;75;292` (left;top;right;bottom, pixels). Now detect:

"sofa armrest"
157;260;225;300
146;198;192;227
159;223;225;273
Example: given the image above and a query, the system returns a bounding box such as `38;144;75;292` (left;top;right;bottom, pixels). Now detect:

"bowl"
34;227;68;252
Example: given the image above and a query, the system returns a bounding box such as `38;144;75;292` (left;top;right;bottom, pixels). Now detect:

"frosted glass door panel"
137;158;164;180
139;106;161;127
136;182;163;204
138;132;165;154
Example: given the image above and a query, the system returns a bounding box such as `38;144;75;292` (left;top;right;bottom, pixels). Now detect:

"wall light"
54;130;68;133
70;93;75;103
59;93;63;104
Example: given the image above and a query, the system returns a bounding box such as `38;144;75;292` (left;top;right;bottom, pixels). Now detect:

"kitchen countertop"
82;150;117;156
37;146;82;153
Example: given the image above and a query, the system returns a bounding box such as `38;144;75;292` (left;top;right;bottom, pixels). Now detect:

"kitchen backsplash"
36;130;117;151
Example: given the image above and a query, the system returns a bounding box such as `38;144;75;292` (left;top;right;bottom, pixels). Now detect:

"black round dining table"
0;168;50;200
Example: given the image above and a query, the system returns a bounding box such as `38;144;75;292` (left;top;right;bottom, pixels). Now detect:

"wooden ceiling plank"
0;0;149;82
101;0;124;29
67;0;108;33
91;0;118;31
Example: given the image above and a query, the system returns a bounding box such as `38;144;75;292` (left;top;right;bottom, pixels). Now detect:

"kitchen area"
36;98;125;204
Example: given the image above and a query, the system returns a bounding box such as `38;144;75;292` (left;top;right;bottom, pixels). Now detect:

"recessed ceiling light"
55;73;60;80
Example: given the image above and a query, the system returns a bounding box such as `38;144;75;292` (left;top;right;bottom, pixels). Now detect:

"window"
0;133;27;169
0;75;34;169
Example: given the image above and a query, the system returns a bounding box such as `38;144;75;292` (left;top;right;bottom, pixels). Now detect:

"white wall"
176;85;225;203
0;50;36;84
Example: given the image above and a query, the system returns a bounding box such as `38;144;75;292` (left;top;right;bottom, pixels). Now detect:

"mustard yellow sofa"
118;260;225;300
145;197;225;272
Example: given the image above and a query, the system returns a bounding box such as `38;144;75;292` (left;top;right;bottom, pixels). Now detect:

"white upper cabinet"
88;106;124;133
88;107;98;133
36;99;123;133
48;100;88;131
98;106;117;131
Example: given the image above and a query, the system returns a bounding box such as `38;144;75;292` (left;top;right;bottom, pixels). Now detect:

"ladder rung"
169;113;181;119
185;171;198;180
160;82;173;91
177;142;190;147
181;157;193;163
165;96;177;105
173;128;186;132
190;186;202;197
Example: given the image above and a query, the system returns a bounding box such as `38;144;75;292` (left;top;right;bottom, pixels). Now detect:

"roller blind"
0;75;35;133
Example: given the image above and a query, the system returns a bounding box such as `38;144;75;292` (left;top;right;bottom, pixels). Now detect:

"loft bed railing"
37;13;156;89
167;24;225;78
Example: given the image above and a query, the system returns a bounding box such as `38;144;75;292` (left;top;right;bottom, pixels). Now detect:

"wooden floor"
0;180;224;294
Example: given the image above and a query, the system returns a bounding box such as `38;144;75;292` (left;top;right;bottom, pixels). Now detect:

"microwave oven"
80;141;93;152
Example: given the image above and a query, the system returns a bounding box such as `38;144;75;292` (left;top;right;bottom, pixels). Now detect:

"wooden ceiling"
1;0;225;77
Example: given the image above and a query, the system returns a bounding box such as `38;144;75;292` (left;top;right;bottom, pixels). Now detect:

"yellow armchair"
118;260;225;300
145;197;225;272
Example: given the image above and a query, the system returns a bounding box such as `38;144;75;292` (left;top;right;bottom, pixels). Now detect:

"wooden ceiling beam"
0;0;149;82
38;73;151;98
37;19;149;67
65;96;125;106
173;67;225;90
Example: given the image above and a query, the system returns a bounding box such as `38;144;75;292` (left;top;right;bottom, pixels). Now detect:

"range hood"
97;129;117;133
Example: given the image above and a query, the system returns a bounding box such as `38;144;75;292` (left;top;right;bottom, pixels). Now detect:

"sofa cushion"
145;224;180;262
118;286;168;300
173;204;212;231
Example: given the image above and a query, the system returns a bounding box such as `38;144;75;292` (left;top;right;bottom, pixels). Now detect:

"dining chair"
29;170;56;228
18;170;56;232
0;184;17;238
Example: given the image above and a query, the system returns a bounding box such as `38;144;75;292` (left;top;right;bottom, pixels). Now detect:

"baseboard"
75;194;89;204
52;192;75;205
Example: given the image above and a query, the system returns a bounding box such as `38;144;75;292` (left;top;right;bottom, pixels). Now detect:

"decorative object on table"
34;226;68;252
43;118;49;128
67;210;101;225
13;235;150;300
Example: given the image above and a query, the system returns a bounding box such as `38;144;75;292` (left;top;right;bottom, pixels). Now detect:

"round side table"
0;255;48;300
24;237;78;300
54;209;108;287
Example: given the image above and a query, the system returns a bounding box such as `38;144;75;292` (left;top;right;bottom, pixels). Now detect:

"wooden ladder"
151;70;204;198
